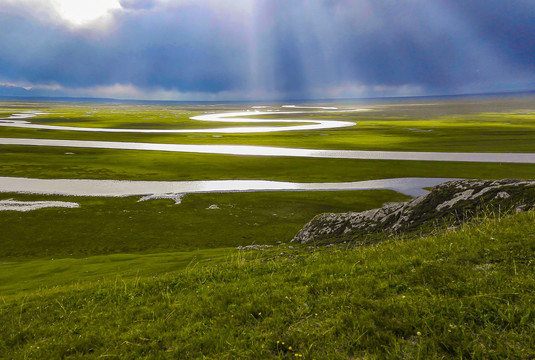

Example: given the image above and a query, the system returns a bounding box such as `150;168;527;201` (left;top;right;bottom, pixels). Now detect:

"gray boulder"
292;179;535;244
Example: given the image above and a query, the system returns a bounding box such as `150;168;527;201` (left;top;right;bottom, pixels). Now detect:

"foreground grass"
0;248;234;296
1;211;534;359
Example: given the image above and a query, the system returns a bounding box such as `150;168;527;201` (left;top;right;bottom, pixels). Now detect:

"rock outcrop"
292;179;535;244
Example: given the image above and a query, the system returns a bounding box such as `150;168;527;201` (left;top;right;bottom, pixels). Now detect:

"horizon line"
1;88;534;104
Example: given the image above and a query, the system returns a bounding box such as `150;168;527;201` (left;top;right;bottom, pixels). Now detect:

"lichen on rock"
292;179;535;245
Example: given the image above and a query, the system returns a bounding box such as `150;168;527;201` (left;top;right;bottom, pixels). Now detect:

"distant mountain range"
1;84;534;104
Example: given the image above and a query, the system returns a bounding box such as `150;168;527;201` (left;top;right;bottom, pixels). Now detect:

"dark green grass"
1;145;535;182
1;211;534;359
0;190;408;261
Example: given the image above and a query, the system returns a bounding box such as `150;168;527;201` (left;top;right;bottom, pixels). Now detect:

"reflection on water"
0;177;457;197
1;137;534;163
0;108;362;133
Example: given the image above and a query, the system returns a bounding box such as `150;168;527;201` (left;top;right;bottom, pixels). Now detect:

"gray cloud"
0;0;534;100
120;0;157;10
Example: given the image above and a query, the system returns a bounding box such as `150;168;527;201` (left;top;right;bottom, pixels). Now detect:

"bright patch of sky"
51;0;121;26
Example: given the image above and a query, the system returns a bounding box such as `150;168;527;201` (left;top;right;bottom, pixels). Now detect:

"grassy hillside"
2;210;534;359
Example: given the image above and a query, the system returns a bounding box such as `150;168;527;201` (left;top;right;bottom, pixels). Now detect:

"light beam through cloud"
0;0;534;100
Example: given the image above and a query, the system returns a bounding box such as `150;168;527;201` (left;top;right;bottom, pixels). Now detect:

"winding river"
1;137;534;163
0;177;456;198
0;109;361;133
0;107;533;199
1;108;534;163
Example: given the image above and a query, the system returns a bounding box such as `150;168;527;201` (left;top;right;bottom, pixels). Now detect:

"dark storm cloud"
254;0;535;95
109;6;250;91
0;0;534;99
444;0;535;70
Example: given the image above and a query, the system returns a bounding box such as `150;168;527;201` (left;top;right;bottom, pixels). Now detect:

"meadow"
1;210;534;359
2;98;535;153
0;190;407;262
1;96;535;358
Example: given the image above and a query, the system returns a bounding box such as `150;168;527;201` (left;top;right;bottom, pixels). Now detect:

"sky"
1;0;535;101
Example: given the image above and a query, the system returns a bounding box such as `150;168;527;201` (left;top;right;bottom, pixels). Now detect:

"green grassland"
1;98;534;261
0;190;408;261
1;98;534;357
1;145;535;182
1;211;534;359
2;99;535;152
1;98;534;260
11;106;305;130
0;248;234;296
